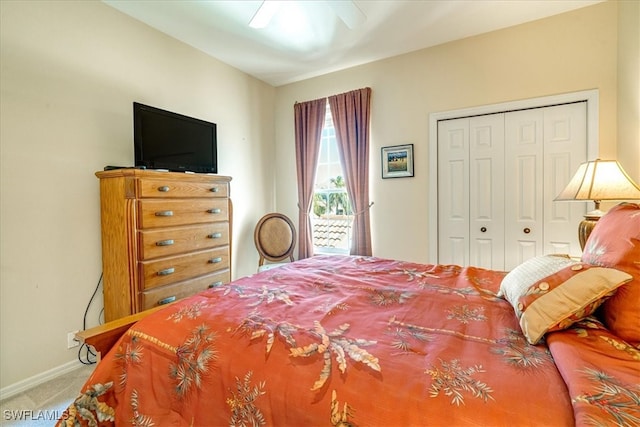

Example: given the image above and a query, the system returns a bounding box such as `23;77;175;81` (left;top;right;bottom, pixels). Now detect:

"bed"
59;203;640;426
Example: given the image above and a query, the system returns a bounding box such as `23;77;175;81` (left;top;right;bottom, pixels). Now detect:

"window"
294;88;371;258
312;105;353;254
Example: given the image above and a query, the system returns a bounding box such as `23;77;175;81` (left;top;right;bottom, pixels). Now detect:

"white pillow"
499;255;577;306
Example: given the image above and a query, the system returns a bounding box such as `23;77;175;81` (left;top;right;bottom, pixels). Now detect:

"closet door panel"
544;102;587;256
438;119;469;266
505;110;543;271
516;240;538;265
469;114;504;270
516;155;539;222
547;152;574;255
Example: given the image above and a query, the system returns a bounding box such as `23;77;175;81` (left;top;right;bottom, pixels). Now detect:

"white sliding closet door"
504;109;544;269
437;119;469;266
437;113;505;269
437;102;587;271
504;103;586;269
542;103;587;258
469;114;505;269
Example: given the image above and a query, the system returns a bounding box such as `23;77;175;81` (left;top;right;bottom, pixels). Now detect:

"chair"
254;213;296;272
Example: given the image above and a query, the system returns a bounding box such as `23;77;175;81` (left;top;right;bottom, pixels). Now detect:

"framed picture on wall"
381;144;414;178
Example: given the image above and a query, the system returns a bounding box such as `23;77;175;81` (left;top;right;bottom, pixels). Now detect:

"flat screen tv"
134;102;217;173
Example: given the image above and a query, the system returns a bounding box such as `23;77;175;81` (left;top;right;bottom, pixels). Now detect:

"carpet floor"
1;364;95;426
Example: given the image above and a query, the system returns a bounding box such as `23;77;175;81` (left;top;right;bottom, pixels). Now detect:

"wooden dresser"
96;169;232;321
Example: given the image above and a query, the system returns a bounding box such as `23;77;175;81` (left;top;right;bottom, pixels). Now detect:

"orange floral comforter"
546;318;640;426
59;255;638;426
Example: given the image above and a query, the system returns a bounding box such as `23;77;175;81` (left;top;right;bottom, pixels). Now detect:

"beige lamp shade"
555;159;640;249
555;159;640;206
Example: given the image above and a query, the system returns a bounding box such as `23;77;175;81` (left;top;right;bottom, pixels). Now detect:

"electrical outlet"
67;331;79;349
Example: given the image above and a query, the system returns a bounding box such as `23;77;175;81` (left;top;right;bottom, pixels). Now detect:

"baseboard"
0;360;84;401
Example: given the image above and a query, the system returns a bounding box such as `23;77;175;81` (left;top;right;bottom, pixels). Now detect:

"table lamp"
555;159;640;249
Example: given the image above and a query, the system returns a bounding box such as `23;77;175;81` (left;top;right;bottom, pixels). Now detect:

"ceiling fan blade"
249;1;283;29
326;1;366;29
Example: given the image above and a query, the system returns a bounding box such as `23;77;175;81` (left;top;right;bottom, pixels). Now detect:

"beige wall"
617;0;640;182
0;1;275;390
275;1;633;264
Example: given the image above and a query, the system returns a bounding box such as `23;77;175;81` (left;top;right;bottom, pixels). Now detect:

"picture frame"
381;144;414;178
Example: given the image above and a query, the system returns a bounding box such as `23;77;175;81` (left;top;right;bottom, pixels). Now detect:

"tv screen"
134;102;217;173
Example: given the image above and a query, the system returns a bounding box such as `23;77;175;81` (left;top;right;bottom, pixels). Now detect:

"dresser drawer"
139;199;228;228
141;269;231;310
139;222;229;260
140;246;230;290
138;178;228;199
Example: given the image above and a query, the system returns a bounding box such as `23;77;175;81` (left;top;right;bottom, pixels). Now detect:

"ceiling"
102;0;601;87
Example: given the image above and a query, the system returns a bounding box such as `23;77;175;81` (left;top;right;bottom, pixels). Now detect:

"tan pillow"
500;255;632;344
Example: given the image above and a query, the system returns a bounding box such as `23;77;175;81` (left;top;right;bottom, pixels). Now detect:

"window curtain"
328;87;372;256
294;97;327;259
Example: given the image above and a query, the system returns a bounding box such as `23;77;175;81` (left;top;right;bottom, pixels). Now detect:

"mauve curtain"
294;98;327;259
328;87;372;256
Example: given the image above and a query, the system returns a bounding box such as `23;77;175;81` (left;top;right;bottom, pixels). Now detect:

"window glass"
312;105;352;254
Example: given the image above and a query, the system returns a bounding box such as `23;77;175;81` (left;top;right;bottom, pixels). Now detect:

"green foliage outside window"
313;176;352;217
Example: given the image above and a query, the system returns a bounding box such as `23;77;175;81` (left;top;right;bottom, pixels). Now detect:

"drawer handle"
157;267;175;276
207;208;222;214
157;186;170;192
524;228;531;234
157;296;176;305
156;239;174;246
210;187;219;193
155;210;174;217
208;232;223;239
208;281;223;288
209;257;223;264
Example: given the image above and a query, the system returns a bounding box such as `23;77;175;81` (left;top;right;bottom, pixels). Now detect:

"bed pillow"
500;255;632;345
499;254;578;305
581;203;640;346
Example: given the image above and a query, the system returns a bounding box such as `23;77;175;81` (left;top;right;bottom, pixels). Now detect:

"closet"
437;101;587;271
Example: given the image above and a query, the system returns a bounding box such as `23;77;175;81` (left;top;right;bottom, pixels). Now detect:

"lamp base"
578;209;604;250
